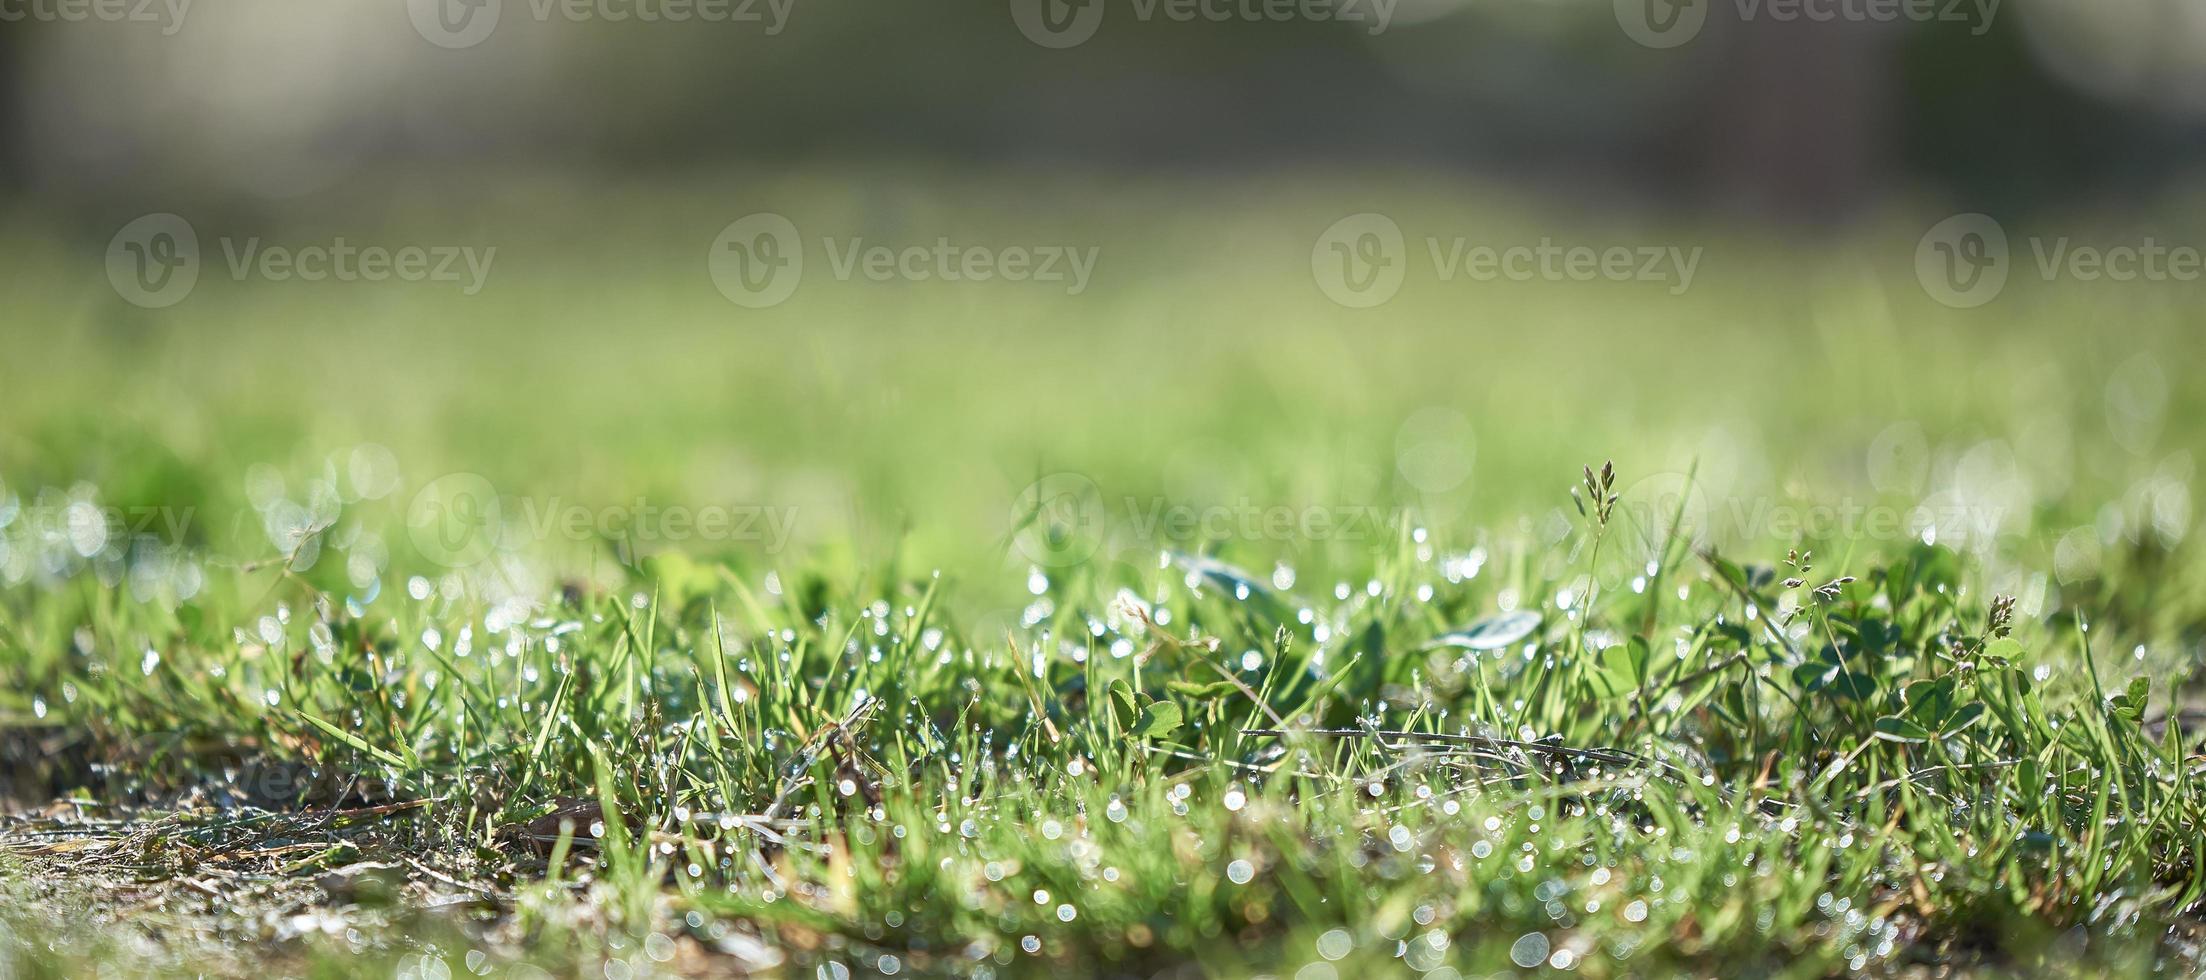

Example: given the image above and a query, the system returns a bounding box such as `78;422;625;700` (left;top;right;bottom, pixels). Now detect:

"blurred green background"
0;0;2201;615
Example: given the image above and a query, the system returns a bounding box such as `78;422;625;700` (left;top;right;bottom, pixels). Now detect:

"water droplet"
1315;928;1354;961
1509;933;1550;968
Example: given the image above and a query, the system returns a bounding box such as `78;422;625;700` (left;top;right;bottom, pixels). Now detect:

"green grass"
1;177;2203;977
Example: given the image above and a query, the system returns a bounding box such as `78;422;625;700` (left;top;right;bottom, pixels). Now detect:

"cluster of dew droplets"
0;476;206;600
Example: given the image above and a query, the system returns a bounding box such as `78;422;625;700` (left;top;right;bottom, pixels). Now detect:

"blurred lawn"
0;174;2198;608
2;176;2203;977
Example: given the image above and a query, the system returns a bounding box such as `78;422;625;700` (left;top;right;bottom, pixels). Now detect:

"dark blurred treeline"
1;0;2202;224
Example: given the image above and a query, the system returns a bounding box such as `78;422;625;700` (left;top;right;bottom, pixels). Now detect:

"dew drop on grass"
1056;903;1076;922
1223;788;1246;812
1020;936;1040;954
1227;859;1254;884
1315;929;1353;960
1624;900;1649;922
1105;797;1128;822
1509;933;1550;968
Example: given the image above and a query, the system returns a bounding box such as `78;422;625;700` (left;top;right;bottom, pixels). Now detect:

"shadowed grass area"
0;178;2202;976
